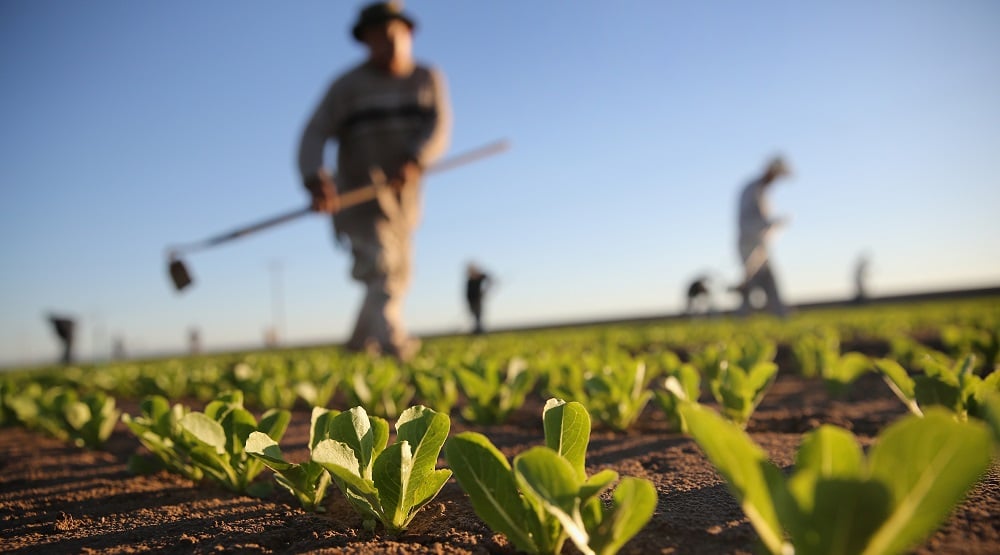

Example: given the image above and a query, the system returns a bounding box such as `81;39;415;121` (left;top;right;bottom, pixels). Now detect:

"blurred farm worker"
47;314;76;364
733;156;792;317
297;2;451;361
465;263;492;335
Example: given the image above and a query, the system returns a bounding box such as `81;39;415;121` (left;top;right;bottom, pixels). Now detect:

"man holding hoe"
298;2;451;361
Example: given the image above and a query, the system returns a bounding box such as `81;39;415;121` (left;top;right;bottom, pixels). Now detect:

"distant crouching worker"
48;314;76;364
735;156;792;317
466;264;492;334
685;275;713;316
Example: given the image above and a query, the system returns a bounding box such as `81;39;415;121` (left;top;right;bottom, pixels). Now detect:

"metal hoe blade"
169;256;193;291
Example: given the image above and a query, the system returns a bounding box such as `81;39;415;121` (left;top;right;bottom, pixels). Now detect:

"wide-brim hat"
352;2;416;42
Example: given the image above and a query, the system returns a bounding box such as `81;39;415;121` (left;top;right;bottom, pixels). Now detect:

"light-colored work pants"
739;240;787;317
344;215;413;356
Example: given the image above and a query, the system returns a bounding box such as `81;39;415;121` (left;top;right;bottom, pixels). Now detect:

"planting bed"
2;370;997;554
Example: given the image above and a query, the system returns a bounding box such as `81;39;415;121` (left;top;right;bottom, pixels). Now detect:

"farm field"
2;298;999;554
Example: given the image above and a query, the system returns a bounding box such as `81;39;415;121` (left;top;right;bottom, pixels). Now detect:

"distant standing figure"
297;2;451;361
854;253;871;304
466;264;492;334
685;275;713;315
47;314;76;364
735;156;792;317
189;327;202;354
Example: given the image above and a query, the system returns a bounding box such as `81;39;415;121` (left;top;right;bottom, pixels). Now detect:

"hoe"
167;139;509;292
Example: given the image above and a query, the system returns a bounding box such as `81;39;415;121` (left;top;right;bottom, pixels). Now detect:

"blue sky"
2;1;998;365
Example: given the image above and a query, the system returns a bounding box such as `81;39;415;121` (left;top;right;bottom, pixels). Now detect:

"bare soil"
1;372;997;554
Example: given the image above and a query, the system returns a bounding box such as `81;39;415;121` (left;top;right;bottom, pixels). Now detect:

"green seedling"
446;399;657;555
178;390;291;496
5;384;119;449
245;406;339;511
122;395;204;480
708;359;778;429
679;402;992;555
346;357;416;420
63;390;120;449
792;329;872;395
876;355;1000;421
457;356;536;424
654;358;701;433
312;405;451;535
412;365;459;416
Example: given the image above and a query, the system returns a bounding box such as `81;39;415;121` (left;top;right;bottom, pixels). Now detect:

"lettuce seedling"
122;395;204;480
654;360;701;433
245;406;339;511
178;390;291;496
5;384;119;449
708;359;778;429
876;355;1000;421
679;402;993;555
446;399;657;555
312;405;451;534
63;390;120;449
942;323;999;374
346;357;416;420
457;356;536;424
792;330;872;395
577;360;655;431
412;365;459;416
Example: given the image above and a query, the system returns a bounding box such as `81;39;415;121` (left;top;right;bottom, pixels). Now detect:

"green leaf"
587;477;658;555
444;432;539;553
875;359;921;416
794;425;864;481
219;407;257;456
776;426;885;555
863;409;993;555
679;402;786;555
395;406;450;511
373;441;412;532
259;408;291;442
514;447;587;552
328;407;378;477
543;399;591;481
313;438;379;496
789;478;892;555
913;377;961;414
245;431;293;469
64;401;91;431
180;412;226;454
310;406;339;450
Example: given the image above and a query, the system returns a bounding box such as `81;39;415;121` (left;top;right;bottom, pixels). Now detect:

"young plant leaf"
678;402;787;555
863;408;992;555
543;398;590;481
445;432;542;553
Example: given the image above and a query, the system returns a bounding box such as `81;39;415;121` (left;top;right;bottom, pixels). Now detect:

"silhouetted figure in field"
466;264;492;334
48;314;76;364
112;337;126;360
189;328;202;354
685;275;713;316
733;156;792;317
297;1;451;362
854;253;871;304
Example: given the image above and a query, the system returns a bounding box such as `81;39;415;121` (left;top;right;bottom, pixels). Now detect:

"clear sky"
2;1;998;366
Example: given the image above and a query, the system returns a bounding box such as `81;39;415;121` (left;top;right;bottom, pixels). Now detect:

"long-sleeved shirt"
298;61;451;231
737;177;774;250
